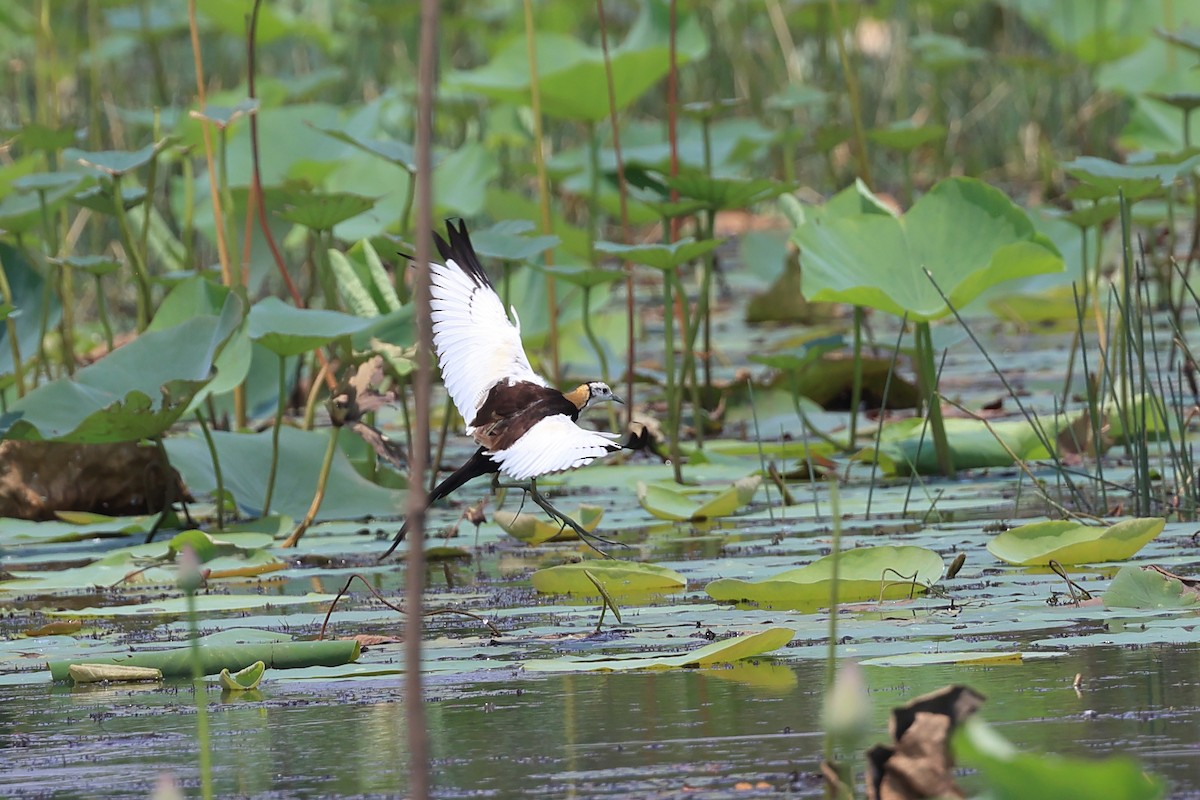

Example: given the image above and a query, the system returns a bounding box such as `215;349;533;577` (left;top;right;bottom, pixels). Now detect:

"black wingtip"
438;218;492;289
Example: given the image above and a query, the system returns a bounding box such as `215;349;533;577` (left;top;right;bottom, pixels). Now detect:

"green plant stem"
281;426;341;548
848;306;864;447
429;394;454;493
580;285;609;383
0;253;26;397
195;409;226;530
827;0;872;188
671;270;704;454
914;321;954;477
700;119;715;390
587;120;600;258
823;476;842;774
662;269;682;483
865;315;908;519
111;174;154;331
399;169;416;237
263;355;287;516
38;189;75;376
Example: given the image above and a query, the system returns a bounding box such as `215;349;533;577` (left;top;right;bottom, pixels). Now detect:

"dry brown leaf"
863;685;985;800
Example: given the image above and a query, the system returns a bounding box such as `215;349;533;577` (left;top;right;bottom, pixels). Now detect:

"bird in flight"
383;220;623;557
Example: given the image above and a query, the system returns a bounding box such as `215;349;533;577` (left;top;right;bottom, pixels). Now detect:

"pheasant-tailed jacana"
382;221;623;557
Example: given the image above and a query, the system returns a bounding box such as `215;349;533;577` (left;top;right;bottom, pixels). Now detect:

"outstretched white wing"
488;414;619;480
429;225;546;428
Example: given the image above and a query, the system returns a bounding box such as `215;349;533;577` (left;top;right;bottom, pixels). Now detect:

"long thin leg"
524;477;622;557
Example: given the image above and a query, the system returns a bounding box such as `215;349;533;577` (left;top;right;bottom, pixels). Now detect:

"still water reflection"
1;645;1198;798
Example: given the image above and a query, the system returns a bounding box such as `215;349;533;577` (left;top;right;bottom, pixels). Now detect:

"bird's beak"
612;394;625;405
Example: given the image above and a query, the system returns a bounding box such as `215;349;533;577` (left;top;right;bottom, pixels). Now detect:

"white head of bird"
564;381;623;411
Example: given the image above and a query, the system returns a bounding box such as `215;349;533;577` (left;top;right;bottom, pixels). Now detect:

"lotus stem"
195;409;226;530
281;426;341;548
262;355;286;516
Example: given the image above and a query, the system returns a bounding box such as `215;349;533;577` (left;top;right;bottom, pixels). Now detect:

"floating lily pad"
45;592;338;619
706;545;944;610
495;505;604;545
1103;565;1200;610
220;660;266;691
524;626;794;672
531;560;685;596
986;518;1165;566
637;475;761;521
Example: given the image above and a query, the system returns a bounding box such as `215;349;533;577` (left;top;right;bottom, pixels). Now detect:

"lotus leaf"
531;560;685;596
986;517;1165;566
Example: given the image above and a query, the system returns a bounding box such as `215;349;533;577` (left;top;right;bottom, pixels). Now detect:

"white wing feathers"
429;257;546;427
489;415;620;481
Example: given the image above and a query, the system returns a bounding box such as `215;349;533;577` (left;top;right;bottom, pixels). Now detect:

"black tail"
380;448;500;559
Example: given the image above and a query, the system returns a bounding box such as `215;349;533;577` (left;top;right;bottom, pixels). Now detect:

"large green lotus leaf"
0;242;62;378
792;177;1064;322
0;295;242;442
706;545;944;609
531;559;685;596
955;718;1164;800
1103;565;1200;610
277;191;377;231
495;505;604;545
637;475;761;521
871;417;1053;476
595;237;722;271
663;172;793;211
447;0;706;122
467;219;559;262
310;125;417;171
148;276;252;411
164;426;404;521
986;517;1165;566
524;626;794;672
1061;153;1200;201
68;140;170;177
247;296;373;356
434;142;500;219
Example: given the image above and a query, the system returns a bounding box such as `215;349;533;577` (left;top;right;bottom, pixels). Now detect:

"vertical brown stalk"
187;0;232;287
595;0;636;427
406;1;439;797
